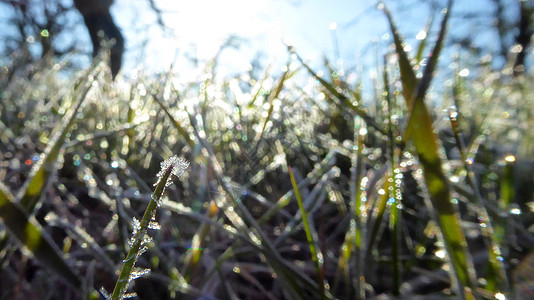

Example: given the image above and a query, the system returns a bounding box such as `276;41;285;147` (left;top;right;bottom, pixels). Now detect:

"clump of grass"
0;3;533;300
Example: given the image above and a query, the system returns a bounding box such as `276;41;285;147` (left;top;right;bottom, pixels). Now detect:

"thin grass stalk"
384;59;401;296
352;116;366;300
366;175;391;262
498;158;516;292
110;155;188;300
289;167;328;300
414;14;435;65
124;83;137;159
334;116;366;299
449;108;509;293
385;1;479;297
333;221;353;298
255;62;292;147
248;63;273;108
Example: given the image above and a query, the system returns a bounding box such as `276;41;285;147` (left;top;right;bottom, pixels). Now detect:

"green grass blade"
414;15;435;64
18;81;93;213
351;116;367;300
392;1;478;297
384;60;401;296
289;167;328;300
0;182;82;289
381;2;417;107
366;174;390;261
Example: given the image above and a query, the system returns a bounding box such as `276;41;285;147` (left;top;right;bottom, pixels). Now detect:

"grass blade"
381;2;417;107
414;13;436;65
389;1;479;297
0;182;82;289
110;155;189;299
289;167;328;300
384;59;402;296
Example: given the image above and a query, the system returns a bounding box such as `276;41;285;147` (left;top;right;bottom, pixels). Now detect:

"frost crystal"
148;221;161;230
99;287;110;299
129;268;151;282
123;292;138;299
137;244;148;258
155;155;189;187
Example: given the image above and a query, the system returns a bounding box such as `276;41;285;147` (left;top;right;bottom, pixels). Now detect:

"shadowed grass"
289;166;328;300
0;182;82;290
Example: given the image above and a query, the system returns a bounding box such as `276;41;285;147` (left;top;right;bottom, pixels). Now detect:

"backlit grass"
0;3;533;300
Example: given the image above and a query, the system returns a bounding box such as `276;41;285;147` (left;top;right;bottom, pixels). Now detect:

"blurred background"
0;0;529;82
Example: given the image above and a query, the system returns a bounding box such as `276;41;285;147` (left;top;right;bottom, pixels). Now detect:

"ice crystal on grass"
128;217;141;247
148;221;160;230
100;287;111;299
109;155;189;299
155;155;189;187
123;292;137;299
129;268;151;282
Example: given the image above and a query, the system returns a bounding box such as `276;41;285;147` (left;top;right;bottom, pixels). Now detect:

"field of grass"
1;3;533;300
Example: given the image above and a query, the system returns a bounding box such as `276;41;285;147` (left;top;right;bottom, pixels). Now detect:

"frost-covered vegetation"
0;2;533;300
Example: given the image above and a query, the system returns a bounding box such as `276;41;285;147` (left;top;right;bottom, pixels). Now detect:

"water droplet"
504;155;516;163
416;30;427;40
435;249;446;259
459;68;469;77
510;207;521;215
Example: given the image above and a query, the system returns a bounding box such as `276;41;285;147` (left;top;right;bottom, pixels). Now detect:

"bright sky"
112;0;399;78
0;0;513;80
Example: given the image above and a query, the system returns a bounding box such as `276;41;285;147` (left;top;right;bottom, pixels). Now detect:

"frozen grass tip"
102;155;188;300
